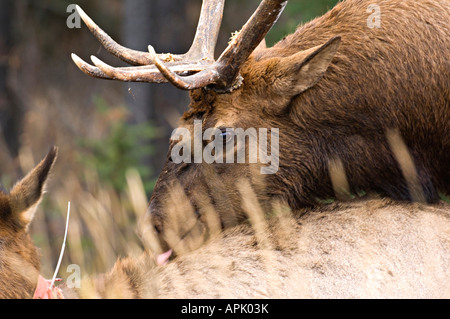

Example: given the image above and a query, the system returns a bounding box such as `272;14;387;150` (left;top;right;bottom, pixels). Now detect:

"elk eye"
220;129;234;144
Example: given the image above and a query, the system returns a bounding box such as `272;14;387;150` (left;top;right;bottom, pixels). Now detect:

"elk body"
0;152;448;299
64;198;450;299
72;0;449;255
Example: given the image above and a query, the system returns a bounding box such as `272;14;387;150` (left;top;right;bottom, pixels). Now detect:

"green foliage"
77;96;158;193
267;0;339;45
440;193;450;204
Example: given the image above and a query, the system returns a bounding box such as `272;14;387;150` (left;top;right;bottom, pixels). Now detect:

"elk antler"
72;0;287;92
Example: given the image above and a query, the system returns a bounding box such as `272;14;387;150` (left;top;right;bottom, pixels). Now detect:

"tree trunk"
0;0;21;157
123;0;193;180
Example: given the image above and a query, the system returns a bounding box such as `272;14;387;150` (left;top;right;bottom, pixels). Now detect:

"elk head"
72;0;344;255
73;0;450;258
0;147;57;298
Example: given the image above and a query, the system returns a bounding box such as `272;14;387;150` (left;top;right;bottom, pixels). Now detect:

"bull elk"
72;0;449;260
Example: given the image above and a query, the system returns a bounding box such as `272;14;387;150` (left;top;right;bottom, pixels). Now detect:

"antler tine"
214;0;288;88
90;55;168;83
72;2;226;87
147;0;287;91
75;1;225;67
186;0;225;61
72;52;213;84
149;46;220;90
72;1;287;91
75;5;155;66
72;52;169;82
71;53;115;80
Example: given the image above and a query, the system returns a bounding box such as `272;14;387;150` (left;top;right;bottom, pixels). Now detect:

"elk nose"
147;201;171;252
156;250;173;266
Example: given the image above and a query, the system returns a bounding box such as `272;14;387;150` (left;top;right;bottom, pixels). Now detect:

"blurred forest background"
0;0;338;277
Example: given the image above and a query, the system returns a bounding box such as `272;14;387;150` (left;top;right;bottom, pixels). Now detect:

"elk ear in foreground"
270;36;341;102
0;147;58;299
8;146;58;230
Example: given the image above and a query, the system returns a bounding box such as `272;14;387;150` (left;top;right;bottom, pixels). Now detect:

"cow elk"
0;147;59;299
1;171;449;298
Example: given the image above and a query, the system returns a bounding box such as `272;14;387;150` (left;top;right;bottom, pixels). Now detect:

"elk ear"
273;36;341;97
9;147;57;229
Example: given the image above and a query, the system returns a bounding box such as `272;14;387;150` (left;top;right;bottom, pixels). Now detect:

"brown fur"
149;0;450;252
62;197;450;299
0;147;57;298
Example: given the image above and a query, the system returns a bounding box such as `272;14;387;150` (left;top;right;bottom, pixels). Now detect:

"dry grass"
36;156;147;277
0;90;149;278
